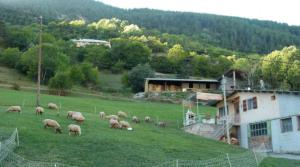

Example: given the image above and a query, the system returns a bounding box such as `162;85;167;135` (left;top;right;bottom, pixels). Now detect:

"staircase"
183;116;234;140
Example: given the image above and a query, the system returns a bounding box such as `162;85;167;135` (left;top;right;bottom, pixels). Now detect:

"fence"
0;129;74;167
152;145;268;167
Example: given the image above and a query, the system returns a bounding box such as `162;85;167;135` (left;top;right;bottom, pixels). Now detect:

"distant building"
144;78;219;92
215;90;300;153
218;69;248;91
71;39;111;48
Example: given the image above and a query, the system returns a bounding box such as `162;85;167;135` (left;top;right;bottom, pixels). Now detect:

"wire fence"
152;145;268;167
0;129;74;167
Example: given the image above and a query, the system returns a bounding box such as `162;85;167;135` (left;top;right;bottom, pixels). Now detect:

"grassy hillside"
0;88;299;166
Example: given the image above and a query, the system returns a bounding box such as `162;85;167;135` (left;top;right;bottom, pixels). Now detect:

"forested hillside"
1;0;300;54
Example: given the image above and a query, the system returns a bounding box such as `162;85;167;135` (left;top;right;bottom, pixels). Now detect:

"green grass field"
0;88;299;167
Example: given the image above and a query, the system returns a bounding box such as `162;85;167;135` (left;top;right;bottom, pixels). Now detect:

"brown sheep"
43;119;62;134
109;119;121;129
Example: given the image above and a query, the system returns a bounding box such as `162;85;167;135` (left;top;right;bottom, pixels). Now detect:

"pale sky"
97;0;299;26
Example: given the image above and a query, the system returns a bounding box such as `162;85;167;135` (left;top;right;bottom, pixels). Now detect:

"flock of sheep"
6;103;167;136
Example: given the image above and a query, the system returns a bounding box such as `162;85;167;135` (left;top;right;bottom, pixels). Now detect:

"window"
243;97;257;111
271;95;276;101
250;122;268;137
281;118;293;133
218;106;228;117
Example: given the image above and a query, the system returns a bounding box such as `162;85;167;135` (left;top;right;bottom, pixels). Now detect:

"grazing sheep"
157;121;166;128
72;113;85;124
99;112;106;119
117;111;128;118
109;119;121;129
68;124;81;136
132;116;140;124
144;116;151;123
120;120;131;129
6;106;21;113
35;106;44;115
48;103;58;110
67;111;81;119
105;115;119;121
43;119;62;133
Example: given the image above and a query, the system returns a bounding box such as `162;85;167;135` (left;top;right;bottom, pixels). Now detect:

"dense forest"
0;0;300;93
1;0;300;54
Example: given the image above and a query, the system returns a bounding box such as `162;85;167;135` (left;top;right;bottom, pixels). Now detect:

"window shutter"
243;100;247;112
253;97;257;109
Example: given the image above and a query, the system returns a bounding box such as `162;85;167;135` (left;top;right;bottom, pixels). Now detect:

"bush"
111;60;125;74
11;82;20;91
48;72;73;96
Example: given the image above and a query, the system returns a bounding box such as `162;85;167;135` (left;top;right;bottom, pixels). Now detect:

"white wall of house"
271;116;300;153
240;124;249;148
239;93;280;124
278;94;300;117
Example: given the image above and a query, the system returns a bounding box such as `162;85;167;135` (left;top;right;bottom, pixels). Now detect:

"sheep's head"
56;128;62;134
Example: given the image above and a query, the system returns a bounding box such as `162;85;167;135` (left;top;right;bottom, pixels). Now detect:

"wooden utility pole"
222;75;231;144
36;16;42;107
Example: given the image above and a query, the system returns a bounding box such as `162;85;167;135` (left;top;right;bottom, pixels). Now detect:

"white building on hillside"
71;39;111;48
215;90;300;153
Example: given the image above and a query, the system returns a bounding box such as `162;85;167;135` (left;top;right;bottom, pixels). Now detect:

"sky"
97;0;299;26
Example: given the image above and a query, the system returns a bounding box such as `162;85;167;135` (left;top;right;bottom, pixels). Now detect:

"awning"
196;92;223;101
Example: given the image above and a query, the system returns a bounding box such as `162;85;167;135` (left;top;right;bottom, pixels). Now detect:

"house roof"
210;89;300;106
145;78;219;83
71;39;110;43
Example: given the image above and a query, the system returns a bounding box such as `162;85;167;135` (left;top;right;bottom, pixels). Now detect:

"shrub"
127;64;155;93
11;82;20;91
48;71;73;96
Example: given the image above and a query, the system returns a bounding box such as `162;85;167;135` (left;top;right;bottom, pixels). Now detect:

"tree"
0;48;21;68
287;60;300;90
80;62;100;87
48;71;73;95
84;45;110;69
110;38;151;69
17;43;70;82
127;64;155;92
167;44;187;63
69;65;85;85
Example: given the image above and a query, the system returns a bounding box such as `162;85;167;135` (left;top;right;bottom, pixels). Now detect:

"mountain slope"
1;0;300;54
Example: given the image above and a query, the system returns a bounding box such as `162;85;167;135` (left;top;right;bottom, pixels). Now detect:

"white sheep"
72;112;85;124
68;124;81;136
117;111;128;118
48;103;58;110
67;111;81;119
120;120;131;129
109;119;121;129
144;116;151;123
132;116;140;124
157;121;166;128
35;106;44;115
105;115;119;121
99;112;106;119
6;106;21;113
43;119;62;133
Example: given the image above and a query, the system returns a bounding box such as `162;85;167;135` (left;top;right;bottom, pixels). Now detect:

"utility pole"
36;16;42;107
222;75;231;144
